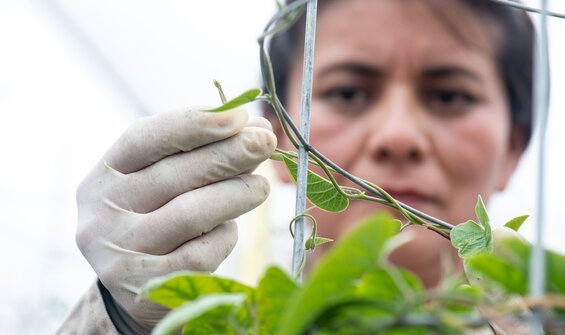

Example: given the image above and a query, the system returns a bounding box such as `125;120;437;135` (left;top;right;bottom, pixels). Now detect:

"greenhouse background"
0;0;564;334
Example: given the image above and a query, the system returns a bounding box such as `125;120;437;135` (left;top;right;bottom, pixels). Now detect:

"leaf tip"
503;214;529;232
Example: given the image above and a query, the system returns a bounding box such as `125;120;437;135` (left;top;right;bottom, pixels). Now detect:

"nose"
365;87;429;165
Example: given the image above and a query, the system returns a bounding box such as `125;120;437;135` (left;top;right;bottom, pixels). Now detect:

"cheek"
435;112;509;194
284;98;366;167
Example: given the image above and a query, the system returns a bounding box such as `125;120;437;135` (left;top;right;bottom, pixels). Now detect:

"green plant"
137;1;565;334
138;203;565;334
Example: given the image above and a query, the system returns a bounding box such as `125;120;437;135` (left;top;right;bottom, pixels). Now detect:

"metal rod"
529;0;550;333
291;0;317;281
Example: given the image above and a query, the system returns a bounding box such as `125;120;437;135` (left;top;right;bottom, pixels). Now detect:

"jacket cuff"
55;280;119;335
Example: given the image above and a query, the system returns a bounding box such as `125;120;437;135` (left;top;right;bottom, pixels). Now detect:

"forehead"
314;0;497;76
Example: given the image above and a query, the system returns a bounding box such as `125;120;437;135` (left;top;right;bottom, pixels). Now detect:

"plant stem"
213;80;227;104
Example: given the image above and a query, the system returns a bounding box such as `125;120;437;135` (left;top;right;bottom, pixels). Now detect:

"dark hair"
267;0;534;145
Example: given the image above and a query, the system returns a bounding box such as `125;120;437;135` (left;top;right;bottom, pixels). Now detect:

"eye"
320;86;373;115
426;89;477;116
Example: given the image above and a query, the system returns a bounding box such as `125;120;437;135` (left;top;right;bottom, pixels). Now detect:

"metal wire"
291;0;318;280
489;0;565;19
529;0;551;332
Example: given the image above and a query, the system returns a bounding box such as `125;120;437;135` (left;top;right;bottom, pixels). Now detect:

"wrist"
97;280;151;335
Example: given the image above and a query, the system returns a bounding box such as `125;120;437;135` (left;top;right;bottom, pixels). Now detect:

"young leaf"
139;271;255;309
475;195;489;229
274;214;400;335
475;195;492;249
282;156;349;212
269;151;287;162
257;266;299;334
151;293;246;335
450;220;493;259
203;88;261;112
305;236;333;250
503;214;529;232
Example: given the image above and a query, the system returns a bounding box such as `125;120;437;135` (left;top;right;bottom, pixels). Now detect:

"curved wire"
258;1;454;231
489;0;565;19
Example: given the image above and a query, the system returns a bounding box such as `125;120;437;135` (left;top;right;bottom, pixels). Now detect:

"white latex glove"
75;107;276;333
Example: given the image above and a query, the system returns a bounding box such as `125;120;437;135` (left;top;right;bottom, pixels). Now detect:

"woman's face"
275;0;523;285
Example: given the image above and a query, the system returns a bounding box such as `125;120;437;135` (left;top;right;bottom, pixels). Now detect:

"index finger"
103;107;248;174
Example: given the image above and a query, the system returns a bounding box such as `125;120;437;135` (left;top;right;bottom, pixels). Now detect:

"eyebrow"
422;66;482;83
317;62;383;78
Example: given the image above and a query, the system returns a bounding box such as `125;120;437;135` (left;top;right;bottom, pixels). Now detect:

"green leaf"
475;195;489;229
305;237;333;250
282;156;349;212
445;286;482;316
151;293;245;335
494;237;565;294
450;220;493;259
474;195;492;251
179;302;252;335
467;234;565;295
466;253;528;294
503;214;529;232
269;151;286;162
307;299;398;335
139;271;255;309
257;266;299;334
357;268;424;306
274;214;400;335
203;88;261;112
437;277;482;314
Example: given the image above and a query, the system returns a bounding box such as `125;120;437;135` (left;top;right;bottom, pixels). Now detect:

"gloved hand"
75;107;276;333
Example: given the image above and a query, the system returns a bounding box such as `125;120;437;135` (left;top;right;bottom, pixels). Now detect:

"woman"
58;0;533;333
268;0;533;287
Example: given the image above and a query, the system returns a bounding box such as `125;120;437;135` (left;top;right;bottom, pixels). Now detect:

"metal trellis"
291;0;318;281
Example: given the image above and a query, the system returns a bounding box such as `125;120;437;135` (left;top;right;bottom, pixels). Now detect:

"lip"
380;188;438;210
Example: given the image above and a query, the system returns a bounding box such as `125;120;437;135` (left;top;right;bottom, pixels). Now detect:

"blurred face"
274;0;523;285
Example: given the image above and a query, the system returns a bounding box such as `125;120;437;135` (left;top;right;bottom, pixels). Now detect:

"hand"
75;107;276;331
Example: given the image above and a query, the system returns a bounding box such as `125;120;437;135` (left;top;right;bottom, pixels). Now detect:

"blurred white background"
0;0;563;334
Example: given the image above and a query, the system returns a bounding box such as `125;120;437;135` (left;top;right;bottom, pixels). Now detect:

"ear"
263;106;293;184
496;126;527;191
